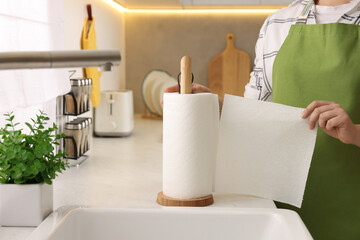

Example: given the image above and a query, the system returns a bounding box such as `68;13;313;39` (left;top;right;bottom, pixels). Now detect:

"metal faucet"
0;49;121;71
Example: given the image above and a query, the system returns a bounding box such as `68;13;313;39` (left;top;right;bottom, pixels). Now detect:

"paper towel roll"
163;93;219;199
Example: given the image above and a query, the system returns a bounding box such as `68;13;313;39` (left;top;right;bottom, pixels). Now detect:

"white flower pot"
0;183;53;226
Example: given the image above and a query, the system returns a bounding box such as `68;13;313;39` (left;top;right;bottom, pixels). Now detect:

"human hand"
302;101;360;147
164;83;212;94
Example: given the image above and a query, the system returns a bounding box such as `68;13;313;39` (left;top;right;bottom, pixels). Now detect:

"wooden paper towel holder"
157;56;214;207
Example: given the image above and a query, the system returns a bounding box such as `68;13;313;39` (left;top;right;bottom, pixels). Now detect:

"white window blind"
0;0;70;128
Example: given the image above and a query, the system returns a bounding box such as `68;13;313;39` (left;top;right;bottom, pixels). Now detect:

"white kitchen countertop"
0;115;275;240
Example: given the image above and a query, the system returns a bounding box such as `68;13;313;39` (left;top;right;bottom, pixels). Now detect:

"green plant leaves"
0;111;68;184
25;122;34;133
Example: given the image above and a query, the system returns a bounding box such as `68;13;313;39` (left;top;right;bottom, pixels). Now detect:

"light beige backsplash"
125;12;270;113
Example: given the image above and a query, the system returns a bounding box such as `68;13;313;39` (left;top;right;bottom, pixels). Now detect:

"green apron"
272;2;360;239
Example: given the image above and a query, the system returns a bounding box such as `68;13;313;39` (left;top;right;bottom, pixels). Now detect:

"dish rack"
56;77;93;167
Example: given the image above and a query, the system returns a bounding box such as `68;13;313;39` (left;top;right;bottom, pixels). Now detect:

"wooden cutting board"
209;33;251;98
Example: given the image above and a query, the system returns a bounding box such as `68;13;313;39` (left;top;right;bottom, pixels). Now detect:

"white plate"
142;70;170;115
159;77;177;113
151;77;168;116
152;76;177;116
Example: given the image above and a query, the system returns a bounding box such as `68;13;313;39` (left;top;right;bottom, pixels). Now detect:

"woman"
165;0;360;239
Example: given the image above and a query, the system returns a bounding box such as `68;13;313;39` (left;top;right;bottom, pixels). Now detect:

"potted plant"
0;111;67;226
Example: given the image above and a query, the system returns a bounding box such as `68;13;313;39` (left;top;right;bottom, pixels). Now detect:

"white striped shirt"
244;0;360;102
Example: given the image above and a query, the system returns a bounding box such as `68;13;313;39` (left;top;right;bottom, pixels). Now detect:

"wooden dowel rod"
87;4;93;20
180;56;192;94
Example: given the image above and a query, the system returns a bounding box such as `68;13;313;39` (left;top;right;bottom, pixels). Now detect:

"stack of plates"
142;70;177;116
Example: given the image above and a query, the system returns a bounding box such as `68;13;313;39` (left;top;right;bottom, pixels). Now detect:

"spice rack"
56;77;93;167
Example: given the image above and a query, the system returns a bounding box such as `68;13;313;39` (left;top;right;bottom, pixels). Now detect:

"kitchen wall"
62;0;126;90
60;1;273;114
125;12;270;113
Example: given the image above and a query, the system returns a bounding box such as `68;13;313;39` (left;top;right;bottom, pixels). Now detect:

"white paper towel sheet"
163;93;219;199
215;95;318;207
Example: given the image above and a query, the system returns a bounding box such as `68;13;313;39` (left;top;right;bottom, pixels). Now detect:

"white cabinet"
180;0;292;5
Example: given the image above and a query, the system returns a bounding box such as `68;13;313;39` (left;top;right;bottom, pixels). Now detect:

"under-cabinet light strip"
103;0;280;14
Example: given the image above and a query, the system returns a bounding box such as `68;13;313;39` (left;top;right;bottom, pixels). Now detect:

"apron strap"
296;0;314;24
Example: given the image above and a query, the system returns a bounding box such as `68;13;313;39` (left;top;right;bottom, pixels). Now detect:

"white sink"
28;207;312;240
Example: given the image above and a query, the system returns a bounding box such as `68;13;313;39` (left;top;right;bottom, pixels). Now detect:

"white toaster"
94;90;134;137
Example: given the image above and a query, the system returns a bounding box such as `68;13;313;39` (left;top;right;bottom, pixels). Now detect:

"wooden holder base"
156;192;214;207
